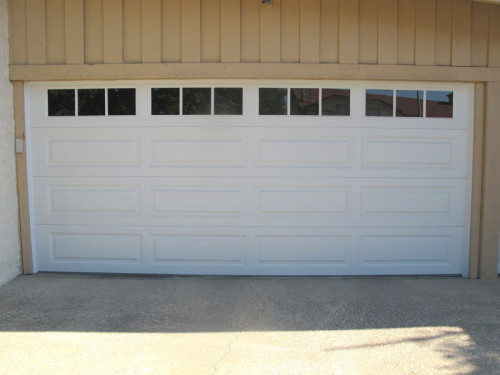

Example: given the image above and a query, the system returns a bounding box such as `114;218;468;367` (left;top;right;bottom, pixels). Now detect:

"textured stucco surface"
0;0;21;286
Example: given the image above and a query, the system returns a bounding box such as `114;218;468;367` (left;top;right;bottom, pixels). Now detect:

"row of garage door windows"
47;87;453;118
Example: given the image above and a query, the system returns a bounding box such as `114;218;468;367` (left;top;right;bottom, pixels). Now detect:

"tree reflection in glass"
78;89;105;116
259;88;287;115
48;89;75;116
108;88;136;116
183;88;211;115
152;88;180;115
214;88;243;115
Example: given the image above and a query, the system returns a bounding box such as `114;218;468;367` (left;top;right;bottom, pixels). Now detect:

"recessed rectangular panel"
258;236;349;263
258;188;349;214
151;139;245;166
48;139;139;166
259;139;351;166
153;235;245;262
360;236;450;263
152;187;245;215
362;188;451;214
363;139;452;167
49;186;140;215
51;233;141;262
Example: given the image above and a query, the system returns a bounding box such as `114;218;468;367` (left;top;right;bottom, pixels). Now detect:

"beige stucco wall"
0;0;21;286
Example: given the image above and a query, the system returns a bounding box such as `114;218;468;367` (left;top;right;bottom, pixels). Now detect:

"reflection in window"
396;90;423;117
78;89;105;116
108;88;136;115
366;89;394;117
214;88;243;115
322;89;350;116
290;88;319;115
427;91;453;118
152;88;180;115
183;88;211;115
48;89;75;116
259;88;287;115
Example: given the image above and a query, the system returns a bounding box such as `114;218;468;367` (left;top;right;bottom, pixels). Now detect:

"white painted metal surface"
26;81;474;275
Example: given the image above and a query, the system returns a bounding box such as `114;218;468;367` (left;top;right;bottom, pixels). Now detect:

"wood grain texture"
142;0;161;63
488;5;500;67
201;0;221;62
300;0;320;63
435;0;452;65
398;0;416;65
84;0;103;64
480;82;500;279
358;0;378;64
26;0;46;64
415;0;436;66
221;0;240;62
452;0;471;66
280;0;300;62
181;0;201;62
469;82;485;279
10;0;28;64
377;0;398;65
12;63;500;83
241;0;260;62
339;0;358;64
320;0;339;63
12;82;33;274
103;0;123;64
471;2;489;67
260;0;281;62
162;0;181;62
46;0;66;64
123;0;142;63
65;0;84;64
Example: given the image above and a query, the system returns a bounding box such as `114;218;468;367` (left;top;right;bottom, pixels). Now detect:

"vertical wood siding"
8;0;500;67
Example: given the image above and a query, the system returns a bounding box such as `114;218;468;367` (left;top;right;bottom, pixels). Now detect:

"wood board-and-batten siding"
8;0;500;68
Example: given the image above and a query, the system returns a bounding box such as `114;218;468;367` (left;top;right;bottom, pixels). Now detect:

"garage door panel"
29;82;472;276
32;127;467;179
152;235;246;264
151;138;247;167
47;232;143;264
34;177;466;228
256;236;351;264
257;138;353;167
151;186;247;217
35;225;465;275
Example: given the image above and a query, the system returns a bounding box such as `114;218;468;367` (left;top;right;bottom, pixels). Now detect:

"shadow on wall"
0;275;499;373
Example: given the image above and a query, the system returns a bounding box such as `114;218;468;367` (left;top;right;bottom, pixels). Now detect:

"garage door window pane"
427;91;453;118
48;89;75;116
152;88;180;115
290;88;319;115
108;88;136;116
396;90;424;117
214;88;243;115
78;89;105;116
259;88;287;115
183;88;211;115
366;89;394;117
322;89;350;116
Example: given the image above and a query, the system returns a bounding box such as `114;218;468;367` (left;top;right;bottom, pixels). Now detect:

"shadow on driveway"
0;274;499;374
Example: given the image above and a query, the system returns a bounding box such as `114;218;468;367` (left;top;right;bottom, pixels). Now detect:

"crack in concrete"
211;280;267;375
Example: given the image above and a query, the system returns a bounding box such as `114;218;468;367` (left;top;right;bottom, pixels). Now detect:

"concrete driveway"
0;274;499;375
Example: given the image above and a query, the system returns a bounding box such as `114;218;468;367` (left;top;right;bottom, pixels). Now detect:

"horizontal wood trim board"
9;63;500;82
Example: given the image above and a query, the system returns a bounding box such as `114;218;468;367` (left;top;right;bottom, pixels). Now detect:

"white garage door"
26;81;473;275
